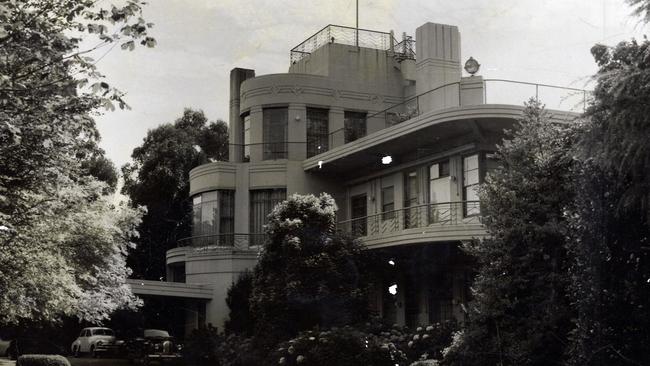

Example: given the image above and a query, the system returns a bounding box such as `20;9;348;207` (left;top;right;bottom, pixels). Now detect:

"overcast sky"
90;0;647;168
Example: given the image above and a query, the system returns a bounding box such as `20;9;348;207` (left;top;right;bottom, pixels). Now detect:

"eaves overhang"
303;104;580;175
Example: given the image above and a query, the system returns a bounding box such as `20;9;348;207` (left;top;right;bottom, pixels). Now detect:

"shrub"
225;270;254;336
270;326;401;366
250;194;371;346
16;355;70;366
216;334;264;366
182;325;222;365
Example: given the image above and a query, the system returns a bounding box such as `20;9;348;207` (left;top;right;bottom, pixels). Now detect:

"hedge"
16;355;70;366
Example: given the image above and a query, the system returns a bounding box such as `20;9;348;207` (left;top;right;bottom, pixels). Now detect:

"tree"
564;36;650;366
0;0;153;324
249;193;370;347
121;109;228;279
443;101;577;366
225;270;254;336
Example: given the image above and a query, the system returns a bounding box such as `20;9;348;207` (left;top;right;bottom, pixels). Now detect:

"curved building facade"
157;22;581;332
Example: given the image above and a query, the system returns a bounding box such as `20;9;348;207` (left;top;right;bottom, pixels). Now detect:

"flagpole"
356;0;359;47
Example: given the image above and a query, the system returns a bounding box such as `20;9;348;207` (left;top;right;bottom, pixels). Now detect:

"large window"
191;190;235;246
344;111;366;143
263;107;288;160
250;189;286;244
381;186;395;220
307;108;329;158
463;154;480;216
429;160;451;223
350;194;367;236
404;170;419;228
242;113;251;162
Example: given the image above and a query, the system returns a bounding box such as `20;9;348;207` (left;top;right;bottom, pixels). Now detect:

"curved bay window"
191;190;235;246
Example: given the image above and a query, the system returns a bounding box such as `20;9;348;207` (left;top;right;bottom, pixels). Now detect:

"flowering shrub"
16;355;70;366
250;193;371;346
269;320;457;366
271;326;400;366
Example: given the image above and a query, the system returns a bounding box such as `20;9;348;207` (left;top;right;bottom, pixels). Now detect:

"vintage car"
70;327;122;357
125;329;182;365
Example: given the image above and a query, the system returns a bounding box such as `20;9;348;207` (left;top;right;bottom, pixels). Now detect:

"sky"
89;0;648;168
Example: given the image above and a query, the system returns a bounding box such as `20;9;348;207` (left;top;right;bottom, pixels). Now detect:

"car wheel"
72;346;79;358
91;345;97;358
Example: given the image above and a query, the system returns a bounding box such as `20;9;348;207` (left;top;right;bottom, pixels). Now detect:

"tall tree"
249;193;370;348
443;101;577;366
0;0;154;324
122;109;228;279
565;36;650;366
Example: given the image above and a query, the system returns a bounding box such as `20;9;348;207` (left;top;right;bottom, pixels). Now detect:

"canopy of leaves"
564;36;650;366
443;100;578;366
249;193;370;347
121;108;228;279
0;0;153;324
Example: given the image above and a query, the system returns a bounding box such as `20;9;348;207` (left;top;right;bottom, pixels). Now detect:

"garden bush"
182;325;222;365
270;326;401;366
16;355;70;366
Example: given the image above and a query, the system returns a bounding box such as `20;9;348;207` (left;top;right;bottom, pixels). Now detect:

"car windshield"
92;329;114;336
144;329;170;338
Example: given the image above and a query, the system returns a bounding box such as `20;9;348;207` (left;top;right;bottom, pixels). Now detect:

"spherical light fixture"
381;155;393;165
464;56;480;75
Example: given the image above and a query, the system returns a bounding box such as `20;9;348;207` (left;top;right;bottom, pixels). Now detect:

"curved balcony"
337;201;486;249
177;233;267;250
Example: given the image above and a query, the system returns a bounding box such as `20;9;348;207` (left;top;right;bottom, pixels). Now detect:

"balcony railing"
177;233;267;250
231;142;309;162
290;24;415;64
322;79;591;155
337;201;481;239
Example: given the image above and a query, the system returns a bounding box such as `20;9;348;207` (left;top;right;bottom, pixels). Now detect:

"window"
250;189;286;245
263;107;288;160
191;190;235;246
307;108;329;158
242;113;251;162
344;111;366;143
404;170;419;228
350;194;367;236
463;154;480;216
429;160;451;223
381;186;395;220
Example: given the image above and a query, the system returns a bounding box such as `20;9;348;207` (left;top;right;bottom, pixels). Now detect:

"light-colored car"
70;327;116;357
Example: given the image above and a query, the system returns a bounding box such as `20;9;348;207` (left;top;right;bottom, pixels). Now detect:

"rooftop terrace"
290;24;415;64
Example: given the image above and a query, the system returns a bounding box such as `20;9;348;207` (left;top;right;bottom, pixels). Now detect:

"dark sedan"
125;329;182;365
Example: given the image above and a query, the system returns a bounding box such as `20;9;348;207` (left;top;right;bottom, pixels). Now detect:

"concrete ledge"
189;161;237;196
127;279;213;300
361;223;488;250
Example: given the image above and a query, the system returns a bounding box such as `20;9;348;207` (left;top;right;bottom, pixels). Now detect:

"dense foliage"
442;100;577;366
249;193;370;346
563;38;650;366
0;0;153;324
121;108;228;279
16;355;70;366
225;270;254;336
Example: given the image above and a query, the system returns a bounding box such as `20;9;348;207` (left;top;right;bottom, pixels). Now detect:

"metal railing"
177;233;267;249
337;201;481;238
320;80;591;156
483;79;591;113
290;24;415;64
